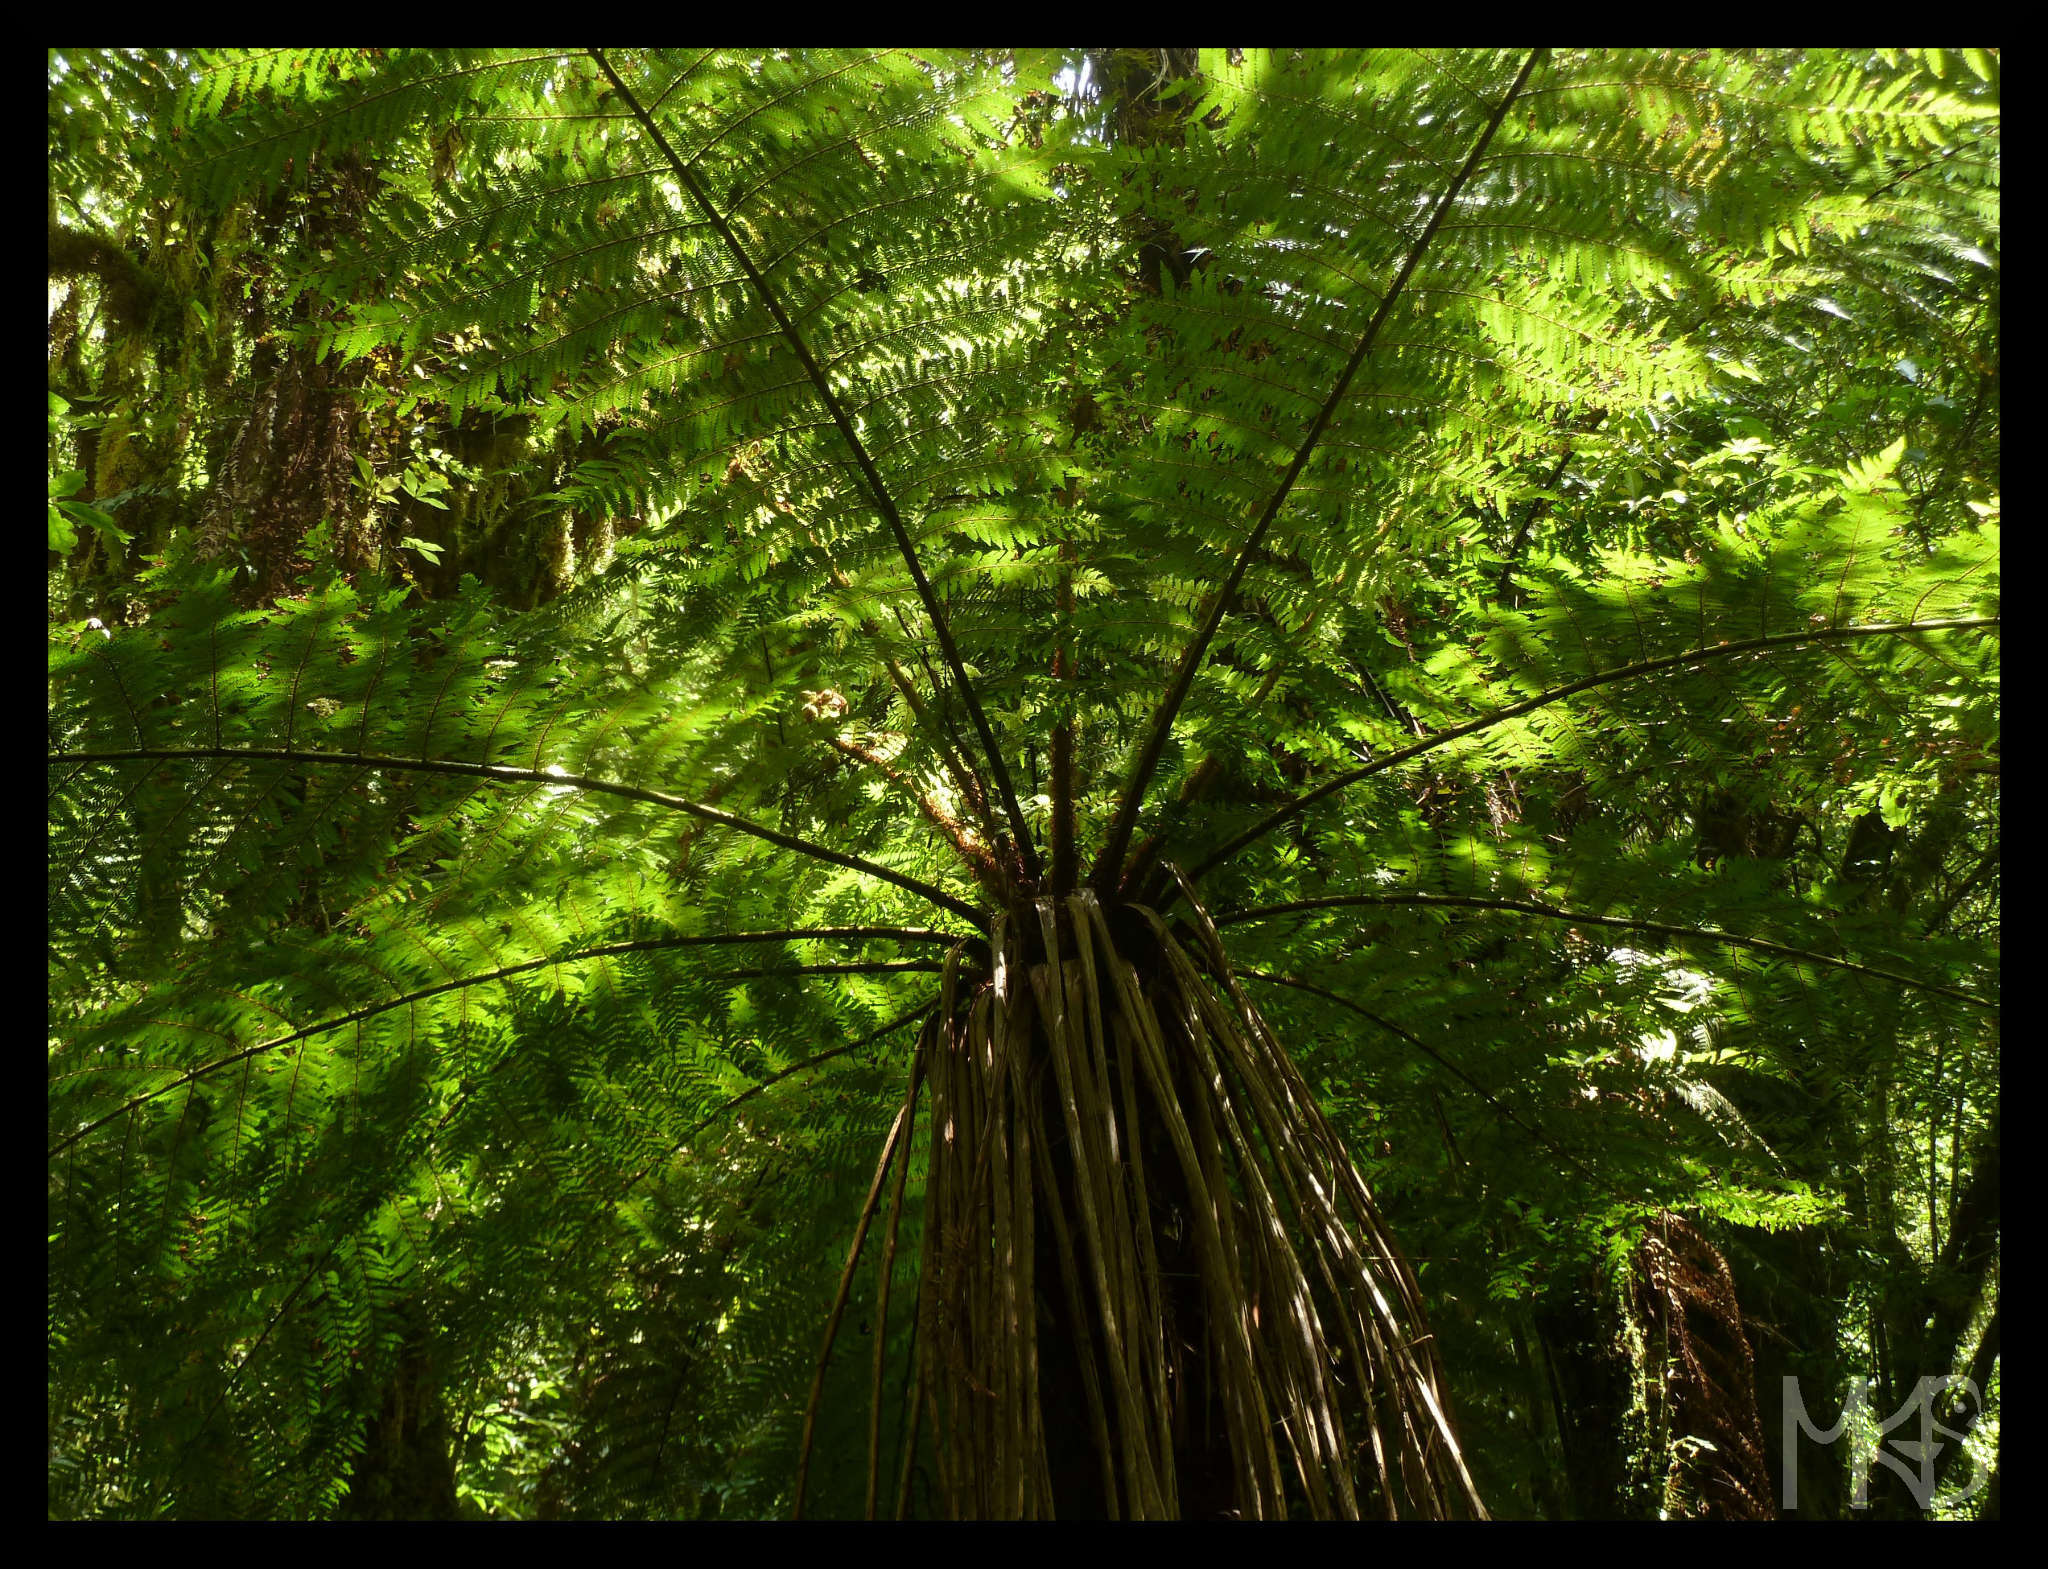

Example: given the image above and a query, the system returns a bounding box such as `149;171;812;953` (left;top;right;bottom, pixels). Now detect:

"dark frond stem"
1182;618;2000;884
426;939;953;1133
1219;894;1993;1010
1050;715;1076;897
648;1000;934;1169
590;49;1042;886
1050;540;1077;895
892;1349;925;1521
1495;407;1607;608
51;745;987;928
476;998;934;1515
1233;968;1606;1191
641;959;939;977
793;1051;923;1520
184;1236;350;1473
893;604;995;833
425;1000;934;1485
51;959;949;1157
867;1047;922;1519
883;651;997;844
819;537;998;850
1127;652;1301;905
1090;47;1546;893
1929;834;1999;933
657;925;973;947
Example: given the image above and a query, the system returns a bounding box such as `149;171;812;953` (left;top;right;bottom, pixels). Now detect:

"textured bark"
872;889;1484;1518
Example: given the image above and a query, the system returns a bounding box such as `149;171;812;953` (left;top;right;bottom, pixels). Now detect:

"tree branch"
1219;893;1995;1010
51;744;988;928
1090;47;1545;892
1182;617;1999;883
591;48;1042;884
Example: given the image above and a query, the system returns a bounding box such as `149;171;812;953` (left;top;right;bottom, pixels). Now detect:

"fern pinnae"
1094;48;1547;892
1186;616;1997;881
1220;893;1989;1008
49;48;1996;1519
53;745;986;926
591;50;1043;883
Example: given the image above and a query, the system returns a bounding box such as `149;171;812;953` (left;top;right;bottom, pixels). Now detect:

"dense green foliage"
50;48;1997;1519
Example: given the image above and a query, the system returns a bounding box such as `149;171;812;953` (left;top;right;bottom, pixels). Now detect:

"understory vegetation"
49;47;1998;1519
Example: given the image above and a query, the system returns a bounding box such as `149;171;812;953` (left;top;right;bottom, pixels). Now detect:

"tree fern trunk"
898;884;1484;1519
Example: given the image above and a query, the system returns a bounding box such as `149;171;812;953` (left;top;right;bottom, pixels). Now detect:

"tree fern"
50;47;1996;1518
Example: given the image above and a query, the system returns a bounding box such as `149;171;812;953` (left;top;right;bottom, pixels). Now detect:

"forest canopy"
48;48;1998;1520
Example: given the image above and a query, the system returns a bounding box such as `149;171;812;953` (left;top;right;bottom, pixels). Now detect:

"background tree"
50;47;1997;1519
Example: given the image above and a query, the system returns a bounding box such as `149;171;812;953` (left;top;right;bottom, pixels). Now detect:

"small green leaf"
60;500;133;547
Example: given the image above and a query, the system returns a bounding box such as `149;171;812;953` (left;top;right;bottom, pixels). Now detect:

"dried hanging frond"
1630;1212;1775;1520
